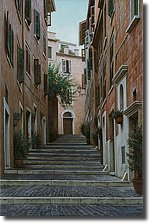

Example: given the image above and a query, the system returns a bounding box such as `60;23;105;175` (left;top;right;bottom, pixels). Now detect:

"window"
120;84;124;111
103;3;107;38
62;59;71;74
126;0;140;32
4;11;14;65
103;62;106;101
82;74;86;89
43;31;46;56
48;46;52;59
25;0;31;25
110;34;114;87
34;59;41;85
81;49;85;62
108;0;114;17
15;0;23;18
89;48;93;70
17;46;24;83
26;46;30;76
34;9;40;40
44;73;48;95
133;89;137;101
131;0;140;19
121;146;126;164
47;12;51;26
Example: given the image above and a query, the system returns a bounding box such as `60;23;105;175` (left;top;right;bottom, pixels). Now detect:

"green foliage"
47;64;77;107
80;122;90;139
127;127;143;172
14;131;31;158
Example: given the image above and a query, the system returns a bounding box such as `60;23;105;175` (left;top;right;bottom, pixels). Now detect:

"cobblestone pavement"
0;185;141;197
0;174;121;181
0;204;143;217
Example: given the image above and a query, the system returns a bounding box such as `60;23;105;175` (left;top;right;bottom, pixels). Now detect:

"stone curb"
0;197;143;205
4;170;109;175
0;180;132;187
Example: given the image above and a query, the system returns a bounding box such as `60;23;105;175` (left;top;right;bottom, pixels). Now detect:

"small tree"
127;126;143;179
47;64;77;107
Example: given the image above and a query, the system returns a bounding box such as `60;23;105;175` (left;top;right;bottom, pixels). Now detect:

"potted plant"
127;126;143;194
13;112;21;126
80;122;90;144
112;111;123;124
14;131;31;168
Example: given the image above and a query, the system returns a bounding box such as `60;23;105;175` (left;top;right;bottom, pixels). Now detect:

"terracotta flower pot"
15;158;23;168
115;116;123;124
132;179;143;195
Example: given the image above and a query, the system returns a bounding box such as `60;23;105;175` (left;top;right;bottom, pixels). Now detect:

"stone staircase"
0;135;143;217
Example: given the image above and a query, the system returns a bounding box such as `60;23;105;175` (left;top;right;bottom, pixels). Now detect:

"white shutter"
62;59;66;73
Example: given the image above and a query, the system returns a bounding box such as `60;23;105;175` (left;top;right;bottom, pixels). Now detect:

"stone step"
29;148;97;153
0;185;139;198
0;179;132;187
0;197;143;206
4;169;109;175
26;156;101;161
23;164;103;170
23;160;101;165
27;152;100;157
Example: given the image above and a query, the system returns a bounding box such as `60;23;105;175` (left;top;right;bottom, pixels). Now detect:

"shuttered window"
43;31;46;55
44;73;48;95
62;59;71;74
81;49;85;62
89;48;93;70
17;46;24;83
26;46;30;75
110;34;114;87
47;12;51;26
34;59;41;85
15;0;23;18
108;0;114;17
5;11;14;66
131;0;140;19
48;46;52;59
34;9;40;40
103;63;106;101
25;0;31;25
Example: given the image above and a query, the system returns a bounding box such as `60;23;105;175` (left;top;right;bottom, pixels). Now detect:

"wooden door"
63;118;73;134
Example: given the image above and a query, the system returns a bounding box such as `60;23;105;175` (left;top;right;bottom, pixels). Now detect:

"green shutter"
34;9;40;40
34;59;41;85
4;11;9;53
108;0;114;17
25;0;31;24
11;29;14;65
17;47;24;83
44;73;48;95
89;49;92;70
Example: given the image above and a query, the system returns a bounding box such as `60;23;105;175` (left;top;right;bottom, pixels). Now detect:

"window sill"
108;85;114;96
16;10;23;25
25;19;31;30
126;16;140;33
6;55;13;68
34;34;40;44
17;81;23;93
102;99;107;108
103;36;107;50
26;72;31;80
43;53;46;59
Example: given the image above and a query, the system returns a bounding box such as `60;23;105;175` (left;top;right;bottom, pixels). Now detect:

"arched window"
120;84;124;111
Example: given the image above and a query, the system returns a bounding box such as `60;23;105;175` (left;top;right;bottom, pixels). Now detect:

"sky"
48;0;88;46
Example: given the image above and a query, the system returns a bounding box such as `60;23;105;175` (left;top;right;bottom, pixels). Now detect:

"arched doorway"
62;111;75;134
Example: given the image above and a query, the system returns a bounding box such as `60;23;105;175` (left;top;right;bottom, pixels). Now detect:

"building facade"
0;0;56;176
79;0;143;179
48;32;86;136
